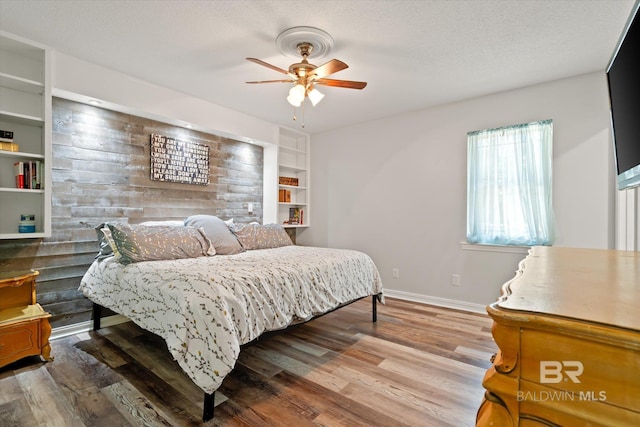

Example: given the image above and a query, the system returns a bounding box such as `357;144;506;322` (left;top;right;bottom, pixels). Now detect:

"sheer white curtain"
467;119;554;246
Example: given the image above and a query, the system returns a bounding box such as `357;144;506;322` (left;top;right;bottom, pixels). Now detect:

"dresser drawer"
519;380;640;427
0;320;41;367
520;328;640;413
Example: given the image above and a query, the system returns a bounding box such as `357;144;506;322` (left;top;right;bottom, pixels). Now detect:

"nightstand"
0;270;53;368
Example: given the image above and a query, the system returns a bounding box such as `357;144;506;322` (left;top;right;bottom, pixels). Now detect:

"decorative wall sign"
150;133;210;185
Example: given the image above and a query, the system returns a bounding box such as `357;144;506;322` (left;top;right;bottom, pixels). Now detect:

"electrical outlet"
248;202;253;213
451;274;460;287
392;268;400;279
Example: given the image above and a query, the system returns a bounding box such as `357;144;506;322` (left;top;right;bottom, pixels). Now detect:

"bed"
79;216;383;421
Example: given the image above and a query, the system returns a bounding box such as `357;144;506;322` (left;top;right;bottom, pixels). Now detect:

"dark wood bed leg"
203;391;215;421
92;303;102;330
372;294;378;323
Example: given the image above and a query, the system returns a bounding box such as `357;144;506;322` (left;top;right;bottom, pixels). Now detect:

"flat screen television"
607;2;640;190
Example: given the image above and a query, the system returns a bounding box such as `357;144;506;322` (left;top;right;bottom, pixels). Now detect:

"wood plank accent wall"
0;97;264;328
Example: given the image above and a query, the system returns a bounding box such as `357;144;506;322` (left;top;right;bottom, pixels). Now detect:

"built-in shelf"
0;150;45;160
0;187;45;193
278;127;310;229
0;72;44;94
0;32;51;238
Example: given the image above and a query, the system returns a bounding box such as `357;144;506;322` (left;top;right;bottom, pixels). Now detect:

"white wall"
300;72;616;309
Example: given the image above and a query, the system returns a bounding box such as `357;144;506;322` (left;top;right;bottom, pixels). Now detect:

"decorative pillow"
101;227;120;257
184;215;243;255
106;223;214;264
95;222;116;260
231;223;293;250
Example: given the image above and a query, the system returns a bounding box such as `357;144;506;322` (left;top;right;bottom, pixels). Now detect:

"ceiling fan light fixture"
287;84;305;106
286;95;302;107
308;87;324;106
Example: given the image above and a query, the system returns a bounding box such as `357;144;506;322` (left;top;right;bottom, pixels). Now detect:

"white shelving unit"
278;126;310;228
0;32;51;239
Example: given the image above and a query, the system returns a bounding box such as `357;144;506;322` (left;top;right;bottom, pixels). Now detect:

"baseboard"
50;314;129;340
383;289;488;314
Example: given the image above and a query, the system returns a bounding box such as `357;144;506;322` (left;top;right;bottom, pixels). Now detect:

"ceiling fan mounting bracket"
297;42;313;58
276;26;334;59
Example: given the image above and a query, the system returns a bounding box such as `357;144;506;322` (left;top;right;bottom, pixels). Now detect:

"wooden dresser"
0;270;53;368
476;246;640;426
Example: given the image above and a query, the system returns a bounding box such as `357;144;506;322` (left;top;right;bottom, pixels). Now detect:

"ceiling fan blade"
311;59;348;79
246;79;293;84
315;78;367;89
246;57;289;74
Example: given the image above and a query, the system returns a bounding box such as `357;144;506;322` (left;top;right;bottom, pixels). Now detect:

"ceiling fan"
245;27;367;113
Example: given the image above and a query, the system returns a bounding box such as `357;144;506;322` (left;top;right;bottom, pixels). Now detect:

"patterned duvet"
79;245;384;394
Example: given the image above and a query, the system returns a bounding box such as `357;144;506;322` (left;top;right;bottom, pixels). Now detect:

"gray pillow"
184;215;243;255
107;223;214;264
231;223;293;250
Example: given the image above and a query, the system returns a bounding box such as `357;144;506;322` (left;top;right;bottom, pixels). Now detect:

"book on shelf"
32;161;42;189
14;161;25;188
279;176;299;186
288;207;303;225
0;141;19;152
278;189;291;203
13;161;43;189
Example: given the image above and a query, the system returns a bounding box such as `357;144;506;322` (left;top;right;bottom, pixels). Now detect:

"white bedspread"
79;245;383;394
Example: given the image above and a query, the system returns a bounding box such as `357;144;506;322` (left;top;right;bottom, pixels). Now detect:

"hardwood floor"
0;297;496;426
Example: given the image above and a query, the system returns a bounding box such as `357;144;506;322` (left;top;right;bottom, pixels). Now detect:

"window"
467;119;554;246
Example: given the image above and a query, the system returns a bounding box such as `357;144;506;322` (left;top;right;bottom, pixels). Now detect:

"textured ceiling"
0;0;636;134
